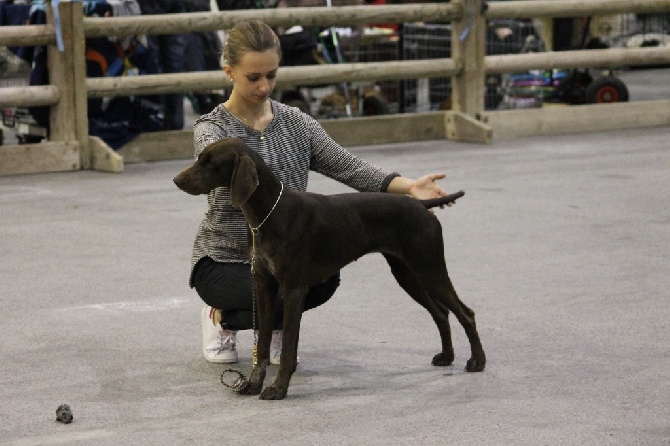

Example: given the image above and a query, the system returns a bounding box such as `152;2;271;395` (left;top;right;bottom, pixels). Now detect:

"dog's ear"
230;153;259;207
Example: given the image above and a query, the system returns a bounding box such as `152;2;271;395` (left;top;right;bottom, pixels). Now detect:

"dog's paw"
237;367;266;395
237;373;264;395
431;351;455;367
259;385;287;400
236;379;263;396
465;355;486;372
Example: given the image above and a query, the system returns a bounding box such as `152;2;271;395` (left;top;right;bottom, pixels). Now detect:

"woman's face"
226;49;280;105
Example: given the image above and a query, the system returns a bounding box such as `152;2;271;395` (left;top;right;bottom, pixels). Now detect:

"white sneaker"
270;330;282;365
201;306;238;364
269;330;298;365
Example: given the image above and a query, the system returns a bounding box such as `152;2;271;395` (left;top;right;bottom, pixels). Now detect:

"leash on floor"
220;252;259;394
221;369;250;393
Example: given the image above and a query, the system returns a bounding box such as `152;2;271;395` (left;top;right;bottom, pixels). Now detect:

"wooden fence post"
46;2;77;147
69;1;91;169
447;0;492;143
65;2;124;172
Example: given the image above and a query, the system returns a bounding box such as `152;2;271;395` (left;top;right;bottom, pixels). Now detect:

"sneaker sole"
205;354;239;364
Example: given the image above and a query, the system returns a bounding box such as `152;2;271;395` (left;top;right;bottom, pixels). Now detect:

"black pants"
193;257;340;330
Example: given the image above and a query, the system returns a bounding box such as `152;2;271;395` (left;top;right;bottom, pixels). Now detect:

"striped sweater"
189;99;399;287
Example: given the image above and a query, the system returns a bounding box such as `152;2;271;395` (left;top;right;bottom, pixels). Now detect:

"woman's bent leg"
193;257;256;330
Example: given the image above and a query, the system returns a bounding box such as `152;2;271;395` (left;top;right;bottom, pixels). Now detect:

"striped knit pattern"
189;99;399;287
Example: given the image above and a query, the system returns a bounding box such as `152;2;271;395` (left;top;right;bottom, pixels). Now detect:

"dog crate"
281;27;402;119
400;23;452;113
336;28;402;115
401;21;541;112
585;13;670;49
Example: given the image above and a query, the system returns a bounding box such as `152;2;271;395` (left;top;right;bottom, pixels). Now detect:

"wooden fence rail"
83;4;462;37
0;86;60;108
1;0;670;176
83;46;670;98
86;59;463;97
0;24;56;47
486;0;670;19
485;46;670;73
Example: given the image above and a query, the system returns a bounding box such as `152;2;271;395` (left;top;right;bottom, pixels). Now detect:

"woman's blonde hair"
221;20;282;67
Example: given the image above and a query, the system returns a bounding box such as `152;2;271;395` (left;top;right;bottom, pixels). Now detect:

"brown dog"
174;138;485;400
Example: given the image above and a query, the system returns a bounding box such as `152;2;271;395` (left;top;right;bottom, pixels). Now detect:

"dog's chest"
251;240;285;277
258;252;280;276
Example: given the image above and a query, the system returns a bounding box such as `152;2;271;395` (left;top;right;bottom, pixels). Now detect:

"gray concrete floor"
1;125;669;445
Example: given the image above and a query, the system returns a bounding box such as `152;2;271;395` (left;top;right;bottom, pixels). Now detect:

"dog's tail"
421;190;465;209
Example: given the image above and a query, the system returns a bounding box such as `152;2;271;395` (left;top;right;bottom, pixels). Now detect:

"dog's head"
173;138;259;207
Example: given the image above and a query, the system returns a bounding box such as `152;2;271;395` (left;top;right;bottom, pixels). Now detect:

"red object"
368;0;398;31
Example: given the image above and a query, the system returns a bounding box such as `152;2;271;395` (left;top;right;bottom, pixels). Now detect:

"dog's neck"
240;157;284;231
248;182;283;233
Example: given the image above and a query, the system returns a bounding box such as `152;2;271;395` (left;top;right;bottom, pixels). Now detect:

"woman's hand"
408;173;449;200
387;173;457;208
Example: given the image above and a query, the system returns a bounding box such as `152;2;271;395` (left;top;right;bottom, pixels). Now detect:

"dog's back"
261;189;448;286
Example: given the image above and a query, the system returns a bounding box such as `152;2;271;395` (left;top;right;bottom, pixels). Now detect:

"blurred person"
138;0;187;130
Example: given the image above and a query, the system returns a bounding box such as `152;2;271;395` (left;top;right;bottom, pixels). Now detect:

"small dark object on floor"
56;404;73;424
221;369;250;393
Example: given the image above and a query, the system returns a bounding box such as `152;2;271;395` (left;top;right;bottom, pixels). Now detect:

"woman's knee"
192;258;254;311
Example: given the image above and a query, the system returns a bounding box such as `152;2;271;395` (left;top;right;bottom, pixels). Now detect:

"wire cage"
401;21;540;113
589;13;670;49
281;27;403;119
400;23;452;113
336;28;402;115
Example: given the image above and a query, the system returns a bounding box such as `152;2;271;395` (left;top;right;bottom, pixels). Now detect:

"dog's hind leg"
260;285;308;400
383;254;455;367
421;274;486;372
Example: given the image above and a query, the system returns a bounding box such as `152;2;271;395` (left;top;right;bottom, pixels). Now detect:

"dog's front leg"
260;286;308;400
241;269;277;396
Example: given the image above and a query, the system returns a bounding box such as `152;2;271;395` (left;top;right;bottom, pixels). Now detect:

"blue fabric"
0;2;33;58
10;0;165;147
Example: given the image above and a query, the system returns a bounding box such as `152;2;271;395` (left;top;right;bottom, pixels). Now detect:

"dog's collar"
249;182;284;235
249;182;284;275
